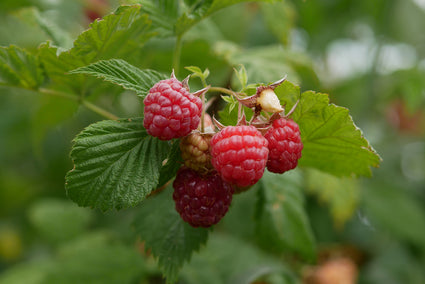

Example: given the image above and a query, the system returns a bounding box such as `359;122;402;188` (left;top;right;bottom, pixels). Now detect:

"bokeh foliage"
0;0;424;283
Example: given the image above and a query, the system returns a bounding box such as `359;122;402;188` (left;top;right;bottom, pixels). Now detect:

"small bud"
257;88;283;113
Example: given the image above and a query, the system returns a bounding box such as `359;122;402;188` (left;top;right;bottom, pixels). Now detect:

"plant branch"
209;86;240;97
200;91;205;133
38;88;80;101
39;88;119;120
172;35;183;76
82;100;119;120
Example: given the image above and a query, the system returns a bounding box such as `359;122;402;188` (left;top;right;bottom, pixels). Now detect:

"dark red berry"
173;167;233;228
264;118;303;173
143;77;202;140
210;125;269;187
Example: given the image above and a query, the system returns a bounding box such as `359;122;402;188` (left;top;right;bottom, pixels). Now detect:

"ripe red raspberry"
172;167;234;228
264;118;303;173
180;132;213;173
143;77;202;140
210;125;269;187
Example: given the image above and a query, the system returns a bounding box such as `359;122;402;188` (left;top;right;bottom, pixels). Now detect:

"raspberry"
210;125;269;187
264;118;303;173
172;167;234;228
180;132;213;173
143;77;202;140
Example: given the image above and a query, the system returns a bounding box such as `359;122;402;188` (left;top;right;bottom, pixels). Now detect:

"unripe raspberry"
180;132;213;173
143;77;202;140
173;167;234;228
210;125;269;187
257;88;283;113
264;118;303;173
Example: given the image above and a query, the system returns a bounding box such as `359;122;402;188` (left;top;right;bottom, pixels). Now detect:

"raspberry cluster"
143;73;303;228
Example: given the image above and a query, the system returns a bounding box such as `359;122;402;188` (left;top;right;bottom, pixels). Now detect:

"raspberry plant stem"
209;86;239;97
39;88;79;101
82;101;119;120
172;35;183;76
39;88;119;120
200;92;205;133
200;78;207;133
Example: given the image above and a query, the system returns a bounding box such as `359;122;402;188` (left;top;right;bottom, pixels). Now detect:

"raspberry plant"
0;1;389;284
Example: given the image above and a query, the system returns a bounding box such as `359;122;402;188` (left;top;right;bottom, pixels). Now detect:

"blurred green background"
0;0;424;283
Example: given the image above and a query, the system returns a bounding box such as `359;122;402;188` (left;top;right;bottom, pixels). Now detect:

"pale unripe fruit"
257;89;283;113
180;132;213;173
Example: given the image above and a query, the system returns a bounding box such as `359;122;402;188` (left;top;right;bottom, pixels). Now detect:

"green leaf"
32;95;79;150
28;198;93;243
185;65;210;82
0;259;51;284
185;65;203;75
362;181;425;249
46;233;145;284
133;188;209;284
65;118;171;211
305;169;360;228
34;9;73;49
260;1;296;45
218;102;252;126
176;0;277;36
255;170;316;260
220;95;238;114
139;0;180;37
275;81;381;177
73;5;154;63
38;5;154;94
214;44;302;84
69;59;167;97
181;233;295;284
0;231;145;284
0;0;33;12
234;64;248;90
157;140;183;188
0;45;43;89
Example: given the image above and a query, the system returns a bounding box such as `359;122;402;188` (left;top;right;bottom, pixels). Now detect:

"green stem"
200;91;205;133
209;86;239;97
39;88;79;101
201;77;207;88
39;88;119;120
82;101;119;120
172;35;183;76
199;77;208;133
